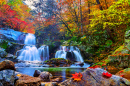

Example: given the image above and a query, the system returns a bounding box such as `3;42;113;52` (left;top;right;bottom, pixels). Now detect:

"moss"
44;58;71;64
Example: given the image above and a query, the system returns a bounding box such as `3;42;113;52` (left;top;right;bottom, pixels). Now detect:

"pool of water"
16;67;87;82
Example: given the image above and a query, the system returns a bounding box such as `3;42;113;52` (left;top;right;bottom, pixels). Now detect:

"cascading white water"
17;33;41;61
55;46;67;59
69;46;84;62
55;46;84;62
38;45;49;61
24;33;36;45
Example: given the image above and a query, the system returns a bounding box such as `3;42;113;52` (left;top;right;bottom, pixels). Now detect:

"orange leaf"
72;72;82;81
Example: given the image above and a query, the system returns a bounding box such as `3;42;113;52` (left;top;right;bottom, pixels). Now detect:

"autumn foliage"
0;0;35;34
72;72;82;81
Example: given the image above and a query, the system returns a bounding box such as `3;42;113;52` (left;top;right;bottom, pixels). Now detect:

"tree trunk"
96;0;103;10
80;0;83;34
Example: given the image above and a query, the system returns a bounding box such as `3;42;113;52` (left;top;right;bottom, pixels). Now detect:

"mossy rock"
116;68;130;81
125;30;130;49
44;58;72;67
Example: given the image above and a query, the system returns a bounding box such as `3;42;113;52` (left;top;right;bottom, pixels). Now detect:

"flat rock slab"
41;82;58;86
15;74;41;86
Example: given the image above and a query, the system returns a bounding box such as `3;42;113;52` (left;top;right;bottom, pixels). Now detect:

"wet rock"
15;62;42;67
116;68;130;81
0;60;15;71
75;62;84;65
51;77;61;82
15;74;41;86
42;64;50;67
39;71;53;82
5;53;18;63
6;53;16;58
66;52;76;61
0;69;15;86
33;70;41;77
0;48;7;58
41;82;58;86
59;68;130;86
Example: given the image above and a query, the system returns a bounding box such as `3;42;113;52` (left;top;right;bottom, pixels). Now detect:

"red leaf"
88;65;101;69
72;72;82;81
102;72;112;78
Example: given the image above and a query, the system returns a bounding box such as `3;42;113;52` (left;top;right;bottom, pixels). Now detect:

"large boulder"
125;30;130;49
59;68;130;86
0;69;15;86
0;60;15;71
39;71;53;82
15;74;41;86
106;30;130;69
116;68;130;81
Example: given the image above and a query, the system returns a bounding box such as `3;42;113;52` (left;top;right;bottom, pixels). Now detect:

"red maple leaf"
119;70;123;73
72;72;82;81
102;72;112;78
88;65;101;69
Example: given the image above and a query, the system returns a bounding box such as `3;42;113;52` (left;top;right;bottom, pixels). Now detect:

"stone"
15;62;42;67
0;69;15;86
0;60;16;71
125;30;130;49
106;30;130;69
33;70;41;77
51;77;61;82
15;74;41;86
59;68;130;86
116;68;130;81
39;71;53;82
6;53;16;58
0;48;7;58
45;58;71;67
5;53;18;63
41;82;58;86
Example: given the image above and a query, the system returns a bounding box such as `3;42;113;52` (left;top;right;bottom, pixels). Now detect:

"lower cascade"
38;45;49;61
55;46;84;62
17;45;40;61
17;33;49;61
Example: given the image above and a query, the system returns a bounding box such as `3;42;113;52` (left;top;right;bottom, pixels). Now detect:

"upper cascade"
24;33;36;45
17;33;40;61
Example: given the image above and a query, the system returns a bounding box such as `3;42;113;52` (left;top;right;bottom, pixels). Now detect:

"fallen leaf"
102;72;112;78
72;72;82;81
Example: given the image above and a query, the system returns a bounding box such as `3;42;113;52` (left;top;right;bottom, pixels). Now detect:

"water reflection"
16;67;86;82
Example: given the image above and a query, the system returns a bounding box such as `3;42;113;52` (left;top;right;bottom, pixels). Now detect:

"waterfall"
55;46;67;59
55;46;84;62
69;46;84;62
17;33;41;61
24;33;36;45
38;45;49;61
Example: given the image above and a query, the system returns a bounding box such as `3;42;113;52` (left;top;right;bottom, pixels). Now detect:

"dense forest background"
0;0;130;65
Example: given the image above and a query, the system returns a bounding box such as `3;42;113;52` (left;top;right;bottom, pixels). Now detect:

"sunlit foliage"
0;0;35;34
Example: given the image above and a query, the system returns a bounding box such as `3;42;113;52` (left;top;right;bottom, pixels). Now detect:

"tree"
0;0;35;34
